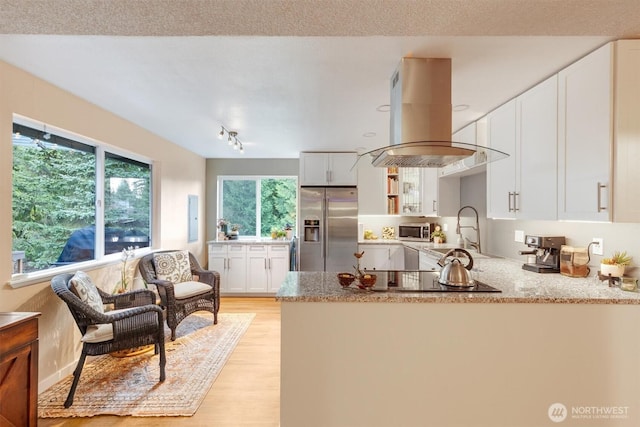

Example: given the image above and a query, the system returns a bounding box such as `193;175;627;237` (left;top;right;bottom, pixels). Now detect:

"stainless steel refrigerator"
298;187;358;272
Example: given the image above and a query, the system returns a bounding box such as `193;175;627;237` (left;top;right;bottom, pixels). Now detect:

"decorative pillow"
70;270;104;314
153;250;193;283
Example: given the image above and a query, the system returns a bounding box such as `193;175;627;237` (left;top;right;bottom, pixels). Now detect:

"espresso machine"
519;235;566;273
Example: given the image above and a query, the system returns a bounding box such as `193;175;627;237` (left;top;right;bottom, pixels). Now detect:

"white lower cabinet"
208;243;247;293
358;244;404;270
247;244;290;293
209;242;290;294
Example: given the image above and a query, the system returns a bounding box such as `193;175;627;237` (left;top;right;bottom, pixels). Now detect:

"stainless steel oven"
398;223;431;241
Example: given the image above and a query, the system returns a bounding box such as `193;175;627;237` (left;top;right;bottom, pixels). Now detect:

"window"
218;176;297;238
12;120;152;274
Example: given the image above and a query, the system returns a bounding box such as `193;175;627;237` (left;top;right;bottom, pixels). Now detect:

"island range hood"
363;57;507;168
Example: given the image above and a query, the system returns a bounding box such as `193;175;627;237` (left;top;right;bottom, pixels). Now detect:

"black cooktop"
366;270;502;293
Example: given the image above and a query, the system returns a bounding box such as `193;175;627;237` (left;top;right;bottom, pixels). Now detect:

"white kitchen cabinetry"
209;242;290;293
557;43;612;222
487;99;517;219
246;244;290;293
358;244;404;270
356;159;386;214
208;243;247;293
398;167;458;217
299;152;357;186
516;74;558;220
613;40;640;222
487;75;558;219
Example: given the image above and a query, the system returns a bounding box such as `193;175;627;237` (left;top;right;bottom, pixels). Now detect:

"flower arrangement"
113;247;135;294
602;251;632;266
231;224;240;232
601;250;632;278
353;251;365;278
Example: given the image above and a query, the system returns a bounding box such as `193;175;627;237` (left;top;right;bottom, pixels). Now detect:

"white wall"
1;60;207;391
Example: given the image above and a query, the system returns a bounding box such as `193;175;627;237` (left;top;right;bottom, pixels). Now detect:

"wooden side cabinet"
0;312;40;427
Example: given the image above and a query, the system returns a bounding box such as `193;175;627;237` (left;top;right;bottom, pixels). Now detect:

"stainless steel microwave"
398;223;431;241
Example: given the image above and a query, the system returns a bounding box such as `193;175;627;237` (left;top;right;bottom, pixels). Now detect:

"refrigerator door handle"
322;196;327;262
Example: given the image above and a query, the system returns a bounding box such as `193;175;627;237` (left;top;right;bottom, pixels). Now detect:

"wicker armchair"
51;273;166;408
138;250;220;340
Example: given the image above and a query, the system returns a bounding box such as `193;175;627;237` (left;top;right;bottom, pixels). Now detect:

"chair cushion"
80;308;134;343
174;280;212;299
70;271;104;314
153;250;193;283
82;323;113;343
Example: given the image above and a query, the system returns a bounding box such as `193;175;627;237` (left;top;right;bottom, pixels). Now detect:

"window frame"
217;175;298;239
10;114;154;288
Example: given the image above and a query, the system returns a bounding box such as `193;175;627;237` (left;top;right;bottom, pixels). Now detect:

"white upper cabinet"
557;43;612;221
612;40;640;222
517;74;558;220
356;159;386;214
487;99;517;219
299;152;357;186
487;75;558;220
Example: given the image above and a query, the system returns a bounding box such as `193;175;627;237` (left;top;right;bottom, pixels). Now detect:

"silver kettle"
437;248;475;287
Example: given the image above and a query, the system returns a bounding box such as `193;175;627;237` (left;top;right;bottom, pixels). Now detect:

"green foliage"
260;178;296;236
12;142;151;272
12;145;96;270
222;180;257;234
221;178;297;237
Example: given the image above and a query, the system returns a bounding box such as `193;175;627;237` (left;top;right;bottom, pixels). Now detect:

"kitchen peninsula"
276;258;640;427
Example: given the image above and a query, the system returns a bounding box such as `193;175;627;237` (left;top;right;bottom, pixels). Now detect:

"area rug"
38;312;255;418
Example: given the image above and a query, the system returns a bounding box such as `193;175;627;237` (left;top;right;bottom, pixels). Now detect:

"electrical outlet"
514;230;525;243
442;224;448;232
592;238;604;255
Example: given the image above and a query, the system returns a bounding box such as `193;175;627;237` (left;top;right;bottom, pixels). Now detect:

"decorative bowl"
357;274;377;289
337;273;356;287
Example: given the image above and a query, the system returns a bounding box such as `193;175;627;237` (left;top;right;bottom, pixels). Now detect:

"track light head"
218;127;246;154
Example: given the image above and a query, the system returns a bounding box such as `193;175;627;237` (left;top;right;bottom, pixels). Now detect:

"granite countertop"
276;257;640;304
359;239;402;245
207;238;292;244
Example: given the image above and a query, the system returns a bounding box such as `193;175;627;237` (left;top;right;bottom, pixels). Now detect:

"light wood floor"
39;297;281;427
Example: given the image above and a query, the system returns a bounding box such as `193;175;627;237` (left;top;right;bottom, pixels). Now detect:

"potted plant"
229;224;240;240
600;250;632;278
431;226;446;244
217;219;229;235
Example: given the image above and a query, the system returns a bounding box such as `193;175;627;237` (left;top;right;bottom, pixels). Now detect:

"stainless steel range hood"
362;57;507;168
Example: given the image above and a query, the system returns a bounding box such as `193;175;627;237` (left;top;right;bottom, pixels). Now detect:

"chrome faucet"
456;205;481;254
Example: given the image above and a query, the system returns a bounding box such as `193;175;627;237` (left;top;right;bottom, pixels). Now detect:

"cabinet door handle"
514;192;520;212
597;182;607;212
269;258;272;269
508;192;513;212
432;200;437;212
326;170;330;183
264;259;267;270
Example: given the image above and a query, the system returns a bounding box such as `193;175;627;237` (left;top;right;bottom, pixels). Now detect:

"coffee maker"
519;235;566;273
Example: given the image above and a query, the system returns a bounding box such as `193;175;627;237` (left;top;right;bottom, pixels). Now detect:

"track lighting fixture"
218;126;245;154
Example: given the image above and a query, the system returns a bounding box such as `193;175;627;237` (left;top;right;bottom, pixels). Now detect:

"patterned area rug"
38;312;255;418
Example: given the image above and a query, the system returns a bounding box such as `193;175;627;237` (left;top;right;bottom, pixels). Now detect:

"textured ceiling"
1;1;639;159
3;0;640;37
